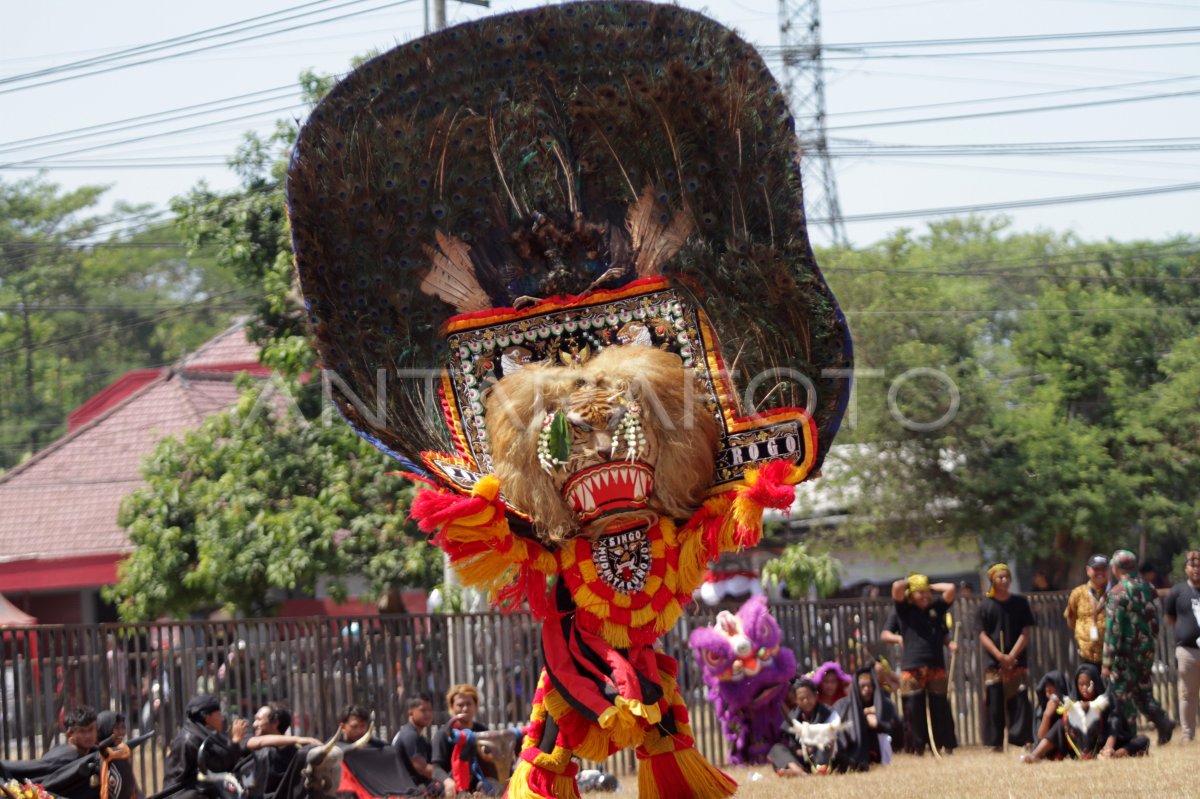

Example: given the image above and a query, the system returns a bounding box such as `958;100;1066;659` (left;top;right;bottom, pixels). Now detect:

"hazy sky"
3;0;1198;247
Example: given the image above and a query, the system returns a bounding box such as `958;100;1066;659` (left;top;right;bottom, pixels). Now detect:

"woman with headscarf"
768;678;836;777
834;665;900;772
153;695;248;799
96;711;145;799
1033;671;1069;742
811;662;852;708
1021;663;1149;762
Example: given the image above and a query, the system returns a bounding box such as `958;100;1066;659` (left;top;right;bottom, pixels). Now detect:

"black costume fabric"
1034;670;1070;740
833;666;900;772
1038;663;1145;758
392;722;437;790
39;743;87;767
338;744;423;798
766;702;833;773
153;719;242;799
238;745;298;799
895;599;951;670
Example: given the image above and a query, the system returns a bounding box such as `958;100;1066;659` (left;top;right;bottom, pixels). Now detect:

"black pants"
901;691;957;754
983;675;1034;747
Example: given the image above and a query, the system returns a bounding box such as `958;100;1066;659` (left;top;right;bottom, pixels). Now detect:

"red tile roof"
0;321;261;574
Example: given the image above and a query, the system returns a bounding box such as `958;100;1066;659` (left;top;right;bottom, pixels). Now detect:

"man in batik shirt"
1103;549;1176;745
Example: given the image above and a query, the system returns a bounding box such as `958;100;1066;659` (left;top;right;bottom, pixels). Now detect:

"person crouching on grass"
768;678;835;778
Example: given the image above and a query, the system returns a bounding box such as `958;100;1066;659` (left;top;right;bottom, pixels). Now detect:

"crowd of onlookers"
768;547;1200;776
29;547;1200;793
34;683;513;799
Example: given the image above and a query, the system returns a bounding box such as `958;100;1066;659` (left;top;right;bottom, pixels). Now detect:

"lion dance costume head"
288;3;851;796
689;597;797;765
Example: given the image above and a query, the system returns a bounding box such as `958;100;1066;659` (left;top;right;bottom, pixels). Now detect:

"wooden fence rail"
0;593;1183;786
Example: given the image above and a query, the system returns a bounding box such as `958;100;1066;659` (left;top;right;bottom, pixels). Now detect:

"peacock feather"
287;1;853;479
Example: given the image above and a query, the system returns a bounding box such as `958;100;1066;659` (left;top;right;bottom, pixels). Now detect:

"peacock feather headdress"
287;1;852;505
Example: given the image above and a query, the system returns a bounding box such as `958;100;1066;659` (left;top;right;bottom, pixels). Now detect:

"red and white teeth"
563;461;655;519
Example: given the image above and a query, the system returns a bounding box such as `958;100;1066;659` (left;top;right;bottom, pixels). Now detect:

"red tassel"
742;460;798;509
410;487;489;533
451;733;471;792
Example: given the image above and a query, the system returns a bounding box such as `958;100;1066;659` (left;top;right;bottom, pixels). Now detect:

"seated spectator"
96;711;144;799
240;703;320;799
834;665;900;772
432;684;497;797
768;678;835;777
96;711;126;746
392;694;444;794
154;695;248;799
812;662;852;707
337;705;383;749
43;706;98;765
1034;671;1070;741
1022;664;1148;763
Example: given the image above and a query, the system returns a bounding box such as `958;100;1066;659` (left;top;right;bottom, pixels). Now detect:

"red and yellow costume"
412;461;807;798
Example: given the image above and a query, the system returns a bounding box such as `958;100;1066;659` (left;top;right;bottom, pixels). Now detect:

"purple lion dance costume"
689;596;797;764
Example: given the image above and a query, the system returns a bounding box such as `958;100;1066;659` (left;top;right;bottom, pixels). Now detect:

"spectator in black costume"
890;573;958;755
337;705;382;749
768;678;835;777
834;665;900;772
977;563;1036;751
1021;663;1149;762
154;695;248;799
392;694;445;794
42;705;98;765
241;703;320;799
96;711;127;746
1033;671;1070;742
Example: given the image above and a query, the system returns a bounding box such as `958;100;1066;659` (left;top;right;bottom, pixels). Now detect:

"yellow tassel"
638;768;663;799
506;760;551;799
552;773;582;799
675;528;707;593
672;748;738;798
573;725;613;762
601;620;632;648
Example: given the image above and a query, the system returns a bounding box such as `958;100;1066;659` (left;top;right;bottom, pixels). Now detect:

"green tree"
806;221;1200;585
0;176;235;469
108;69;442;619
107;375;441;620
761;542;842;598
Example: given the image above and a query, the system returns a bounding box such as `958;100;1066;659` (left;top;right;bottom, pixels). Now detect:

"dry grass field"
614;744;1198;798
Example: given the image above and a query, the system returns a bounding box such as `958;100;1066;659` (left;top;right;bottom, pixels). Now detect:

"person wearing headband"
1165;550;1200;742
1103;549;1176;747
890;573;958;756
977;563;1035;752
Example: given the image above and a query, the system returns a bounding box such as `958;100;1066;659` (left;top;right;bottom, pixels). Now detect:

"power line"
0;0;342;84
825;87;1200;131
845;305;1200;316
817;40;1200;61
0;291;253;359
819;25;1200;50
811;181;1200;224
0;0;417;97
827;74;1200;118
0;103;307;168
0;86;301;156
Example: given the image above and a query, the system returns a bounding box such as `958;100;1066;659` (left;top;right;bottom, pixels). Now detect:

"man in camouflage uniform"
1102;549;1176;745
